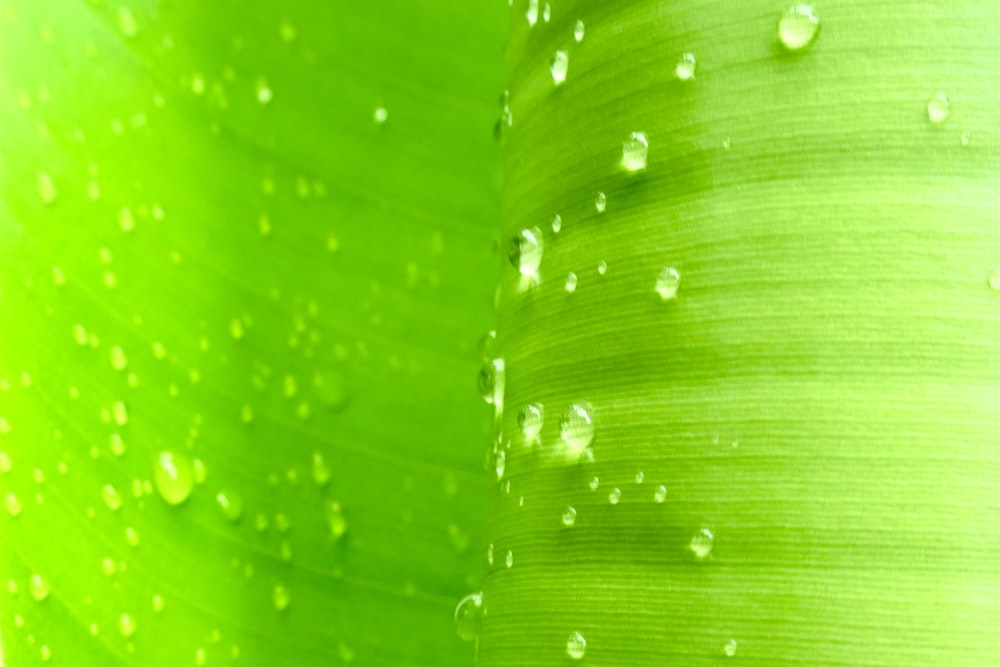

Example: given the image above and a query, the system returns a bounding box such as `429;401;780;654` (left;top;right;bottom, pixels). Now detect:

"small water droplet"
216;490;244;522
40;645;52;661
152;594;166;613
102;484;123;511
566;631;587;660
560;402;595;457
656;267;682;300
5;492;22;517
111;400;128;426
477;357;506;408
125;527;140;547
117;7;138;37
634;471;644;484
559;506;577;527
551;214;562;233
37;171;57;204
494;449;507;480
621;132;649;172
608;487;621;504
550;50;569;86
0;451;10;472
153;451;194;505
689;528;715;560
373;106;388;124
508;227;544;277
256;78;273;105
279;19;297;41
526;0;539;26
988;268;1000;291
327;500;348;540
565;272;578;293
927;92;950;124
778;5;820;51
486;542;495;566
654;484;667;503
588;476;599;490
724;639;738;657
110;346;128;371
595;191;606;213
505;550;514;568
118;613;136;637
518;403;544;444
597;261;607;276
273;584;290;611
574;20;585;42
675;52;697;81
311;452;331;485
542;2;551;22
29;573;49;601
453;591;484;641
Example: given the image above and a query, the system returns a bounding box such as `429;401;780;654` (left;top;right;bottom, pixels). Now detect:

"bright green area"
0;0;505;665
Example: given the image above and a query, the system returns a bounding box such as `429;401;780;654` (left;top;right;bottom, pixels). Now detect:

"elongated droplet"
608;487;621;505
526;0;538;26
595;192;606;213
988;268;1000;291
562;506;577;526
622;132;648;172
29;573;49;601
778;5;820;50
656;267;682;300
508;227;544;277
273;584;290;611
675;52;697;81
454;591;484;641
560;402;595;456
927;92;950;124
724;639;738;657
565;272;578;293
153;451;194;505
518;403;544;444
566;631;587;660
550;50;569;86
654;484;667;503
689;528;715;560
118;613;136;638
574;20;585;42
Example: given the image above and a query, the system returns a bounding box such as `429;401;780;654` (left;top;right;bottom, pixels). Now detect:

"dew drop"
327;500;348;540
675;52;697;81
477;357;506;407
117;7;138;37
574;19;585;42
988;268;1000;291
102;484;123;511
595;191;606;213
111;400;128;426
110;346;128;371
656;267;682;300
566;631;587;660
518;403;544;444
153;451;194;505
373;106;388;124
311;451;331;485
565;272;578;293
118;613;136;638
724;639;738;657
453;591;484;641
273;584;290;611
5;492;22;517
542;2;551;22
0;451;10;472
927;92;950;124
494;449;506;480
562;506;577;526
526;0;538;26
608;487;621;505
778;5;820;51
588;476;599;491
505;550;514;568
550;50;569;86
37;171;56;204
654;484;667;503
125;527;140;547
29;574;49;601
216;490;244;522
634;471;645;484
560;401;595;457
621;131;649;172
256;78;273;105
508;227;544;277
109;433;126;456
152;594;165;613
688;528;715;560
551;214;562;233
597;261;607;276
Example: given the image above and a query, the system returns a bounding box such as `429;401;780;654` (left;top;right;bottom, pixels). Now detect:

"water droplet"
595;191;606;213
562;506;577;526
327;500;348;540
505;550;514;568
778;5;820;51
688;528;715;560
273;584;290;611
526;0;538;26
453;591;484;641
588;476;599;491
550;50;569;86
542;1;551;21
494;449;507;480
656;267;682;300
5;492;22;517
125;527;140;547
40;645;52;661
37;171;56;204
608;487;621;505
551;214;562;233
109;433;126;456
311;452;331;485
597;261;607;276
574;20;585;42
508;227;543;277
102;557;117;576
927;92;950;124
961;130;971;146
153;451;194;505
102;484;123;511
988;268;1000;291
152;594;166;613
216;490;244;522
118;613;136;637
279;19;297;41
675;52;697;81
110;346;128;371
654;484;667;503
562;272;578;293
486;542;494;566
0;451;10;472
518;403;544;444
560;402;595;457
256;78;273;105
373;106;388;124
29;574;49;601
477;357;506;407
117;7;138;37
724;639;738;657
621;132;649;172
111;400;128;426
634;471;645;484
566;631;587;660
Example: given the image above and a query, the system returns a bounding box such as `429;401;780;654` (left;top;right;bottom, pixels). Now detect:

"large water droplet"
675;52;697;81
550;50;569;86
153;451;194;505
724;639;739;657
526;0;539;26
508;227;543;277
565;272;578;293
560;402;595;456
562;506;577;526
778;5;820;50
118;613;136;637
621;132;649;172
656;267;682;300
927;92;950;124
518;403;544;444
654;484;668;503
453;591;484;641
573;20;585;42
566;631;587;660
688;528;715;560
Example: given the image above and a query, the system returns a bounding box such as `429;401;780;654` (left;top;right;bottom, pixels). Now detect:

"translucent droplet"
562;506;577;526
565;272;578;293
654;484;667;503
550;50;569;86
635;471;645;484
518;403;544;444
675;52;697;81
505;550;514;568
111;400;128;426
273;584;290;611
40;645;52;661
37;171;56;204
327;500;348;540
689;528;715;560
508;227;544;277
110;346;128;371
117;7;138;37
279;19;297;42
102;484;123;511
595;192;606;213
5;492;22;517
477;357;506;406
102;557;117;576
566;631;587;660
125;527;140;547
113;613;135;639
216;490;244;522
560;402;595;456
597;261;607;276
109;433;126;456
542;2;551;22
256;77;273;105
621;132;649;172
153;451;194;505
526;0;538;26
588;476;600;491
961;130;972;146
778;5;820;51
152;594;166;613
311;451;331;485
551;214;562;233
0;451;11;472
608;487;621;505
453;591;484;641
724;639;738;657
927;92;950;124
118;208;135;232
373;106;388;124
573;20;585;42
656;267;682;300
29;573;49;601
494;449;506;480
988;268;1000;291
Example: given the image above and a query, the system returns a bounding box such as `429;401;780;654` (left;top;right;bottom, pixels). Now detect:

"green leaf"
0;0;504;664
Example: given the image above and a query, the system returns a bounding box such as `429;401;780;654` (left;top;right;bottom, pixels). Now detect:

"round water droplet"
634;471;645;484
118;613;136;637
675;52;697;81
566;631;587;660
595;192;606;213
724;639;738;657
311;451;331;485
654;484;667;503
689;528;715;560
477;357;506;407
560;402;595;456
102;484;123;511
588;476;599;491
0;451;10;472
608;487;621;505
373;106;388;124
597;261;607;276
562;506;577;526
125;527;140;547
927;92;950;124
550;50;569;86
621;132;649;172
526;0;538;25
327;500;348;540
216;490;244;522
565;272;578;293
778;5;820;50
273;584;290;611
4;492;21;517
29;573;49;601
494;449;507;480
551;214;562;233
453;591;484;641
988;268;1000;291
504;550;514;568
479;330;497;362
508;227;544;278
111;401;128;426
256;77;273;105
573;20;585;42
152;594;166;613
153;451;194;505
518;403;544;444
656;267;682;300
